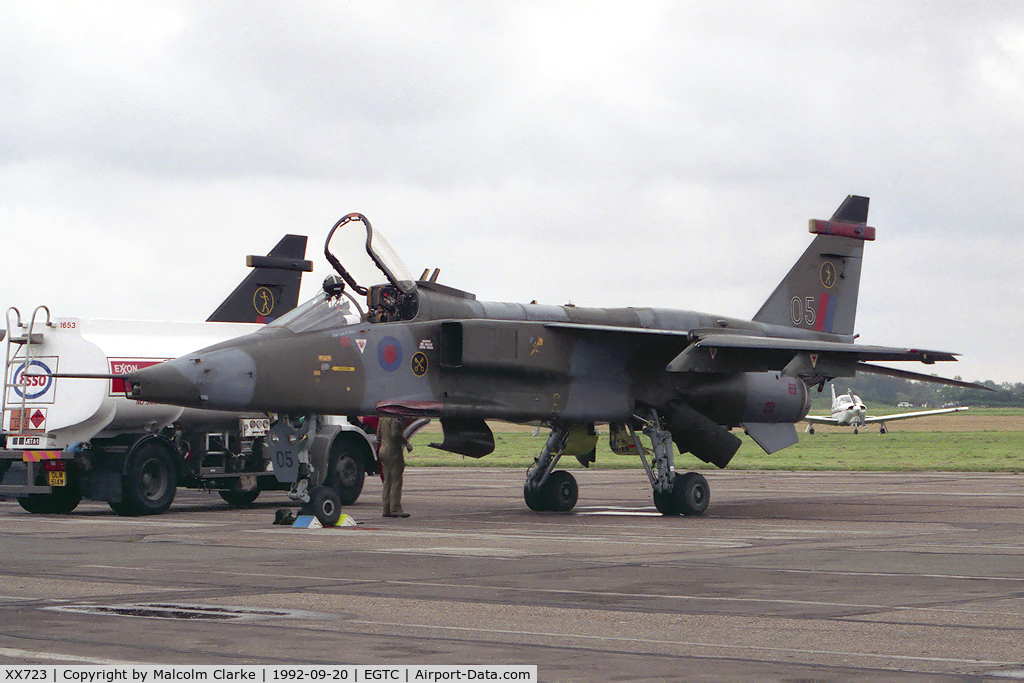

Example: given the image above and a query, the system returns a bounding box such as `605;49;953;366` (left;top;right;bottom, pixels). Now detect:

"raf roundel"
377;336;404;372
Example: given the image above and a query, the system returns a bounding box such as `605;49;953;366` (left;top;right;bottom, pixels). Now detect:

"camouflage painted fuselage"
128;280;825;428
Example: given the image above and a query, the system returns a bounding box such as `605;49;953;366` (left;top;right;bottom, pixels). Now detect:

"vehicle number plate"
48;471;66;487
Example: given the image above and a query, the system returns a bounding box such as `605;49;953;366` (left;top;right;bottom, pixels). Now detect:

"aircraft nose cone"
126;349;257;410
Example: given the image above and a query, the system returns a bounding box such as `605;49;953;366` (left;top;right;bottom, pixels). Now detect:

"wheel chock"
291;514;322;529
335;514;358;527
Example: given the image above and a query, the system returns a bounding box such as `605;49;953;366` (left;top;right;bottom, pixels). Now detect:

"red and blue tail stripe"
815;293;838;333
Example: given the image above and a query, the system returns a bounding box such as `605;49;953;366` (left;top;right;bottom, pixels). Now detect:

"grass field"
405;408;1024;472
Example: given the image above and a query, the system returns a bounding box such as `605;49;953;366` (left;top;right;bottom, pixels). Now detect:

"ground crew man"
377;416;412;517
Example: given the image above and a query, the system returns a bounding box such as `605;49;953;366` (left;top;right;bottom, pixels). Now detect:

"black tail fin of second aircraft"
206;235;314;323
753;196;874;338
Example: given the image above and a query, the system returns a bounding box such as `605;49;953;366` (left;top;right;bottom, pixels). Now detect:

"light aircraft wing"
804;415;841;425
863;406;969;424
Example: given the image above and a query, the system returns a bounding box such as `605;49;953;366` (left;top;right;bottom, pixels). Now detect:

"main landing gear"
523;426;579;512
523;412;710;516
638;410;709;516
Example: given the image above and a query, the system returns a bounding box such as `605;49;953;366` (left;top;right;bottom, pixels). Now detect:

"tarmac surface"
1;468;1023;681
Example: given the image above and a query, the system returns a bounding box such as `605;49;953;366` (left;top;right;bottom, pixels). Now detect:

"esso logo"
13;360;54;399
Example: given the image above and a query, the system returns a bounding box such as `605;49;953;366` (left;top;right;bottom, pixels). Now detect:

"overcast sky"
3;1;1022;384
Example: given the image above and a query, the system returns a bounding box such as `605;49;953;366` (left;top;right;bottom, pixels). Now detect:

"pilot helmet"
322;274;346;297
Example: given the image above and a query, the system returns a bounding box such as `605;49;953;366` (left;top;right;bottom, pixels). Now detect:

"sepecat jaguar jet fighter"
119;196;988;516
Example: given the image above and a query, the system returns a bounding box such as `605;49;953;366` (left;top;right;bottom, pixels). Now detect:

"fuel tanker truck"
0;235;383;519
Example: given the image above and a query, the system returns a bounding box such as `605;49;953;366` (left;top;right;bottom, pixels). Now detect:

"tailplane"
206;235;314;323
753;195;874;338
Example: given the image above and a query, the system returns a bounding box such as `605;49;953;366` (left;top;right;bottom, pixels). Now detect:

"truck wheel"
121;441;177;516
18;495;54;514
218;489;261;506
17;479;82;515
304;485;342;526
326;447;365;505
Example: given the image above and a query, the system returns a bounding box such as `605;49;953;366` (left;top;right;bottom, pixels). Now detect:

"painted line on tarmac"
347;618;1015;668
384;578;1024;619
0;646;145;665
0;517;213;528
83;564;362;584
752;565;1024;584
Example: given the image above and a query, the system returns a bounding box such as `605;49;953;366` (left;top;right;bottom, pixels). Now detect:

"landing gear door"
266;418;315;484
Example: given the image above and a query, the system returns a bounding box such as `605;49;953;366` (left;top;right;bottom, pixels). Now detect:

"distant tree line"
819;374;1024;408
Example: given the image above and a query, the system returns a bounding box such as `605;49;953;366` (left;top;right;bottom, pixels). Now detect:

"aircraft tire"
326;447;365;506
675;472;710;516
305;485;342;526
523;482;547;511
121;441;177;516
218;488;261;507
108;501;129;515
544;470;578;512
653;488;679;516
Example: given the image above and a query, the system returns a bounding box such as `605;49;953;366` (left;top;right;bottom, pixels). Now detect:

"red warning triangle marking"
810;353;819;368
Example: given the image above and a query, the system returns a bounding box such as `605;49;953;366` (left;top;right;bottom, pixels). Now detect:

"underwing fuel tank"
681;372;812;426
664;372;812;467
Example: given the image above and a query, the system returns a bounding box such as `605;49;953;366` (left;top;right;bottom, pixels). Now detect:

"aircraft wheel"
523;482;547;511
653;488;679;516
108;501;129;515
854;427;859;435
304;485;342;526
544;470;578;512
218;488;261;507
326;447;365;506
675;472;710;516
121;441;177;516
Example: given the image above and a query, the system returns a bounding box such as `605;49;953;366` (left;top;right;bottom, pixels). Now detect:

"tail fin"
753;195;874;338
831;383;838;409
206;235;314;323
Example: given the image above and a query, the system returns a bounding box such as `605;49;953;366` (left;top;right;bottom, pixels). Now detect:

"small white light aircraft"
804;385;968;434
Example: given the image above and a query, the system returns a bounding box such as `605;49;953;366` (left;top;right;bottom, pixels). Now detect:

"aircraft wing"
541;324;990;389
690;333;957;363
542;323;952;360
803;415;841;425
863;407;969;424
